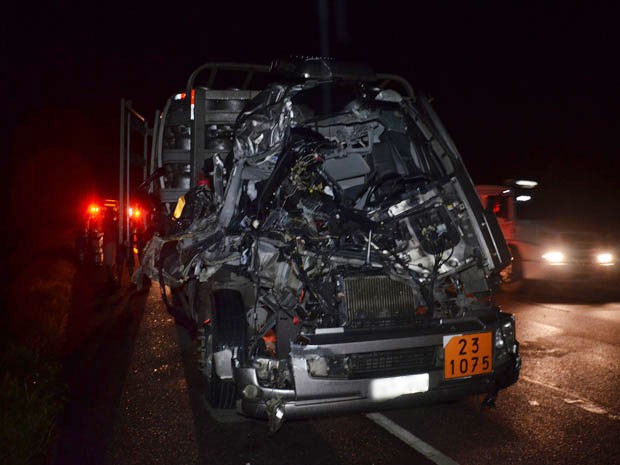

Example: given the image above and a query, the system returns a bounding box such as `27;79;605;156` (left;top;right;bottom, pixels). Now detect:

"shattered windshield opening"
150;76;498;321
212;79;495;330
288;82;448;190
290;81;363;119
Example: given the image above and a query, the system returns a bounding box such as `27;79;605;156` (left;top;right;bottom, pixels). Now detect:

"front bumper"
236;316;521;420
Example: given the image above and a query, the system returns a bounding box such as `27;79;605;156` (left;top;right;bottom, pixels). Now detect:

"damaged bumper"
237;314;520;420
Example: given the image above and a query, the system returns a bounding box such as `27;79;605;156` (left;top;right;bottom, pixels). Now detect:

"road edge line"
365;413;459;465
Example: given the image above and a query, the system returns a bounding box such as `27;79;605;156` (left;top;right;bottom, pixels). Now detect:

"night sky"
6;1;620;238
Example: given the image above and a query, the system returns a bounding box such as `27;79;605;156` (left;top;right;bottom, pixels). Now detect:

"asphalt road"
59;283;620;465
378;289;620;465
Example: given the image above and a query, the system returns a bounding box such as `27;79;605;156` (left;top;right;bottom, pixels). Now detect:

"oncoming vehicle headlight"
596;253;614;265
542;251;565;264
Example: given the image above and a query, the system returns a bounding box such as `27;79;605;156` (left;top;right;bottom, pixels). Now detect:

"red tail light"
88;204;100;216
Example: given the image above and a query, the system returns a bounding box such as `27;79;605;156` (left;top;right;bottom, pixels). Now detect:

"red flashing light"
88;204;100;216
197;178;212;189
128;206;142;218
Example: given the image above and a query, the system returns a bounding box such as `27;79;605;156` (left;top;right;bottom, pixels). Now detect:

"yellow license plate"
444;332;493;379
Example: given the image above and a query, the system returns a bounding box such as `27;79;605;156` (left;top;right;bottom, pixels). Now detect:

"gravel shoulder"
106;286;200;465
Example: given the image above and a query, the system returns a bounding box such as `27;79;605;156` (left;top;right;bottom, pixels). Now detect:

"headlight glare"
596;253;614;264
542;251;565;263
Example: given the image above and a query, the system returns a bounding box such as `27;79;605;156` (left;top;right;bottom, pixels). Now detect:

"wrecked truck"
137;59;521;429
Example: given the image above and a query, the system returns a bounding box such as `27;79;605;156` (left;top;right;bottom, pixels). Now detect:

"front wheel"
203;325;237;408
201;289;246;409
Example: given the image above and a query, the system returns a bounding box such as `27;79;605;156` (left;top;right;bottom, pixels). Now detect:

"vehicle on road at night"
477;181;617;291
75;199;119;267
75;199;150;280
138;58;521;431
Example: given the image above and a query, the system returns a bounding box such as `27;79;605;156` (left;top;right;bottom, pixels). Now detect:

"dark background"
5;1;620;239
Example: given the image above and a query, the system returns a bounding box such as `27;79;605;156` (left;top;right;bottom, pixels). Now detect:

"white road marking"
526;301;572;314
366;413;459;465
522;375;619;421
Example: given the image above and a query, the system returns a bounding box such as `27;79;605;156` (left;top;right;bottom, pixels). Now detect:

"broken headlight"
307;355;350;379
495;317;517;362
253;357;293;388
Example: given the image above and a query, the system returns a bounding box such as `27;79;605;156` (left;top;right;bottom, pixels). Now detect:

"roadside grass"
1;239;76;465
0;345;66;465
10;258;75;353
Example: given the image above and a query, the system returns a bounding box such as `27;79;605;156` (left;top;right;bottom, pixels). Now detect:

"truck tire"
500;245;524;293
202;289;246;409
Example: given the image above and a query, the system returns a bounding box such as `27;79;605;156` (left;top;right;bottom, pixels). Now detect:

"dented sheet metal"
139;60;519;426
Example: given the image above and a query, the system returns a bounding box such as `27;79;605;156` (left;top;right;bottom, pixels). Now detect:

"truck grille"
348;346;437;379
344;275;419;328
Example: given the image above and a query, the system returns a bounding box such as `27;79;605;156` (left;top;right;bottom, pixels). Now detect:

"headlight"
495;318;517;358
542;251;565;263
495;329;505;349
596;253;614;265
307;355;349;378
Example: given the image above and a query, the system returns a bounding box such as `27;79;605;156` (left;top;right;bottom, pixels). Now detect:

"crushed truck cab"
137;59;520;430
